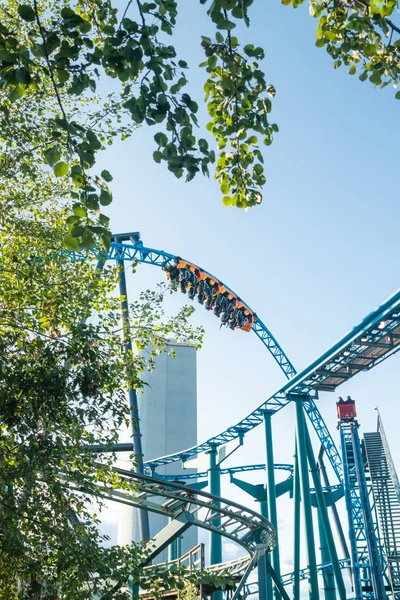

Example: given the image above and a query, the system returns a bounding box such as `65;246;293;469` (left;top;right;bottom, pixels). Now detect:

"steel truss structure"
74;234;400;600
364;422;400;594
96;468;276;554
340;421;387;599
102;239;400;483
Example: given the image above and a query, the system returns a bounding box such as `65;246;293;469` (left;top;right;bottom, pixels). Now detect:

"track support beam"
318;447;351;567
208;444;222;600
258;548;273;600
318;511;336;600
263;410;281;600
142;512;193;565
208;444;222;566
306;429;346;600
117;255;149;542
231;553;258;600
293;443;301;600
265;556;292;600
229;476;269;518
293;394;320;600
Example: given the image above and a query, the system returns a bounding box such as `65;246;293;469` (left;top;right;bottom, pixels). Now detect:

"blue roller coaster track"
103;239;400;484
76;235;400;600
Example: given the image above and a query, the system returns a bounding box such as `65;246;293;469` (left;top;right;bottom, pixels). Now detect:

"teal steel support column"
263;410;281;600
318;447;350;566
168;516;178;562
340;425;363;600
208;444;222;566
261;498;269;520
168;540;177;562
230;475;269;519
293;443;301;600
317;511;336;600
229;475;273;598
130;579;139;599
117;258;150;542
266;560;292;600
293;395;320;600
305;430;346;600
258;549;273;600
208;444;222;600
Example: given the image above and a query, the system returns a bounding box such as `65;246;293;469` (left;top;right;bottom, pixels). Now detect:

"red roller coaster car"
336;396;357;421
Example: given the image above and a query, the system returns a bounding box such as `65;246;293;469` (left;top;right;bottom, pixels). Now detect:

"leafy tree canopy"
0;0;398;593
0;200;210;597
1;0;397;249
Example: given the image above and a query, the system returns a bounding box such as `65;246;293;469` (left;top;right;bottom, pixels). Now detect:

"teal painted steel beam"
229;476;272;600
339;424;363;600
276;477;293;498
265;558;292;600
258;549;273;600
229;476;265;501
231;553;258;600
318;512;336;600
154;462;294;482
168;516;178;562
143;512;193;565
168;539;177;561
318;448;351;574
293;445;301;600
350;422;387;599
263;410;281;600
117;258;149;542
208;445;222;566
185;480;208;492
310;488;344;509
229;475;269;518
84;442;135;453
305;429;346;600
230;474;292;506
293;395;320;600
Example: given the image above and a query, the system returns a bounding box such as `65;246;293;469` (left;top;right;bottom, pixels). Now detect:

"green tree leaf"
63;233;80;248
44;147;61;167
8;85;26;103
364;44;377;57
17;4;36;21
101;169;113;182
53;161;69;177
100;189;112;205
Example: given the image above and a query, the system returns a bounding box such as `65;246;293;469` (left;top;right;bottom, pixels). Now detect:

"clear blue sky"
99;0;400;583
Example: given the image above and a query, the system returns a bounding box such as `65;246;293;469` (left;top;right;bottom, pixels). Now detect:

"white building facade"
118;342;198;561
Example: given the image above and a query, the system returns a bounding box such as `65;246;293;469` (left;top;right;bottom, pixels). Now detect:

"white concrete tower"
118;342;198;561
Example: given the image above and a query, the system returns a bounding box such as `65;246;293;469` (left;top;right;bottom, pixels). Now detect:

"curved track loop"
153;463;294;481
105;241;400;482
105;241;341;479
107;241;296;378
154;465;342;494
98;468;276;554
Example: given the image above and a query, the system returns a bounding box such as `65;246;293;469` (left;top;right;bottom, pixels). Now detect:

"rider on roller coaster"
163;258;254;332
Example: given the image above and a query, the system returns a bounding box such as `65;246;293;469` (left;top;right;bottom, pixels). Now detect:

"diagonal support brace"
231;553;258;600
142;510;194;565
265;558;292;600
